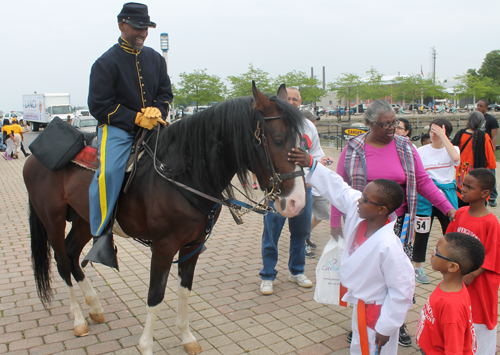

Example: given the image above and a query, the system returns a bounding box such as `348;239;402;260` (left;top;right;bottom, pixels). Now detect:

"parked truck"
22;93;73;131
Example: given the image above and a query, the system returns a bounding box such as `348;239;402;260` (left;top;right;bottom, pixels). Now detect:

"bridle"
142;111;304;224
254;114;304;202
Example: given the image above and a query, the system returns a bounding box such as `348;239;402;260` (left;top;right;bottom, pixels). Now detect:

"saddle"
71;131;145;185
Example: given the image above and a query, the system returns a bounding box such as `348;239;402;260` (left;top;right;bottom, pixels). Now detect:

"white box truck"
22;93;74;131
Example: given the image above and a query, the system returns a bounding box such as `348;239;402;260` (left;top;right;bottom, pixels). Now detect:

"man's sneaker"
306;237;317;249
346;330;352;343
415;267;430;284
288;273;313;288
252;182;258;189
260;280;273;295
398;324;412;347
2;152;7;159
489;200;497;207
305;245;315;259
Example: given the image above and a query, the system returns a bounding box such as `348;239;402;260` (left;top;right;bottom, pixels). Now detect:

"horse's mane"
153;96;303;199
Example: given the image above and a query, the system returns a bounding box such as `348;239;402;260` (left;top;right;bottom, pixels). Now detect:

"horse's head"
252;82;306;218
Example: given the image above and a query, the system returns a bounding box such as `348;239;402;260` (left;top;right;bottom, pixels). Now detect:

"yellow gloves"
135;107;167;130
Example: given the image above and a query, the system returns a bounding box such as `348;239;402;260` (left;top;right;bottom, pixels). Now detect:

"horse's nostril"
280;198;287;211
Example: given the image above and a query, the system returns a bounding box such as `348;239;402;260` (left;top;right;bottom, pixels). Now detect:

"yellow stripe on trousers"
97;125;108;233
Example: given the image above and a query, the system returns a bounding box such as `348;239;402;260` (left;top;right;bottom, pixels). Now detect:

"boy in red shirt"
446;168;500;354
415;232;485;354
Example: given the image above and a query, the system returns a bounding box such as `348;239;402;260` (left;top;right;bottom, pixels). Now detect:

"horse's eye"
273;139;285;148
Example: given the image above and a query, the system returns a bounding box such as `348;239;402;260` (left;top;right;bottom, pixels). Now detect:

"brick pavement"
1;148;499;354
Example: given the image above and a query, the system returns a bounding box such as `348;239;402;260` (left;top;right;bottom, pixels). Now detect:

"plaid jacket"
344;133;417;243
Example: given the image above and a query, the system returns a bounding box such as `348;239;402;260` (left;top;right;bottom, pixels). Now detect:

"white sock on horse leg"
78;279;104;322
176;280;197;345
139;303;161;355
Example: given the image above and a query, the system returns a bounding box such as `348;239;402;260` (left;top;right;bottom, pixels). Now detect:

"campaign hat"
118;2;156;28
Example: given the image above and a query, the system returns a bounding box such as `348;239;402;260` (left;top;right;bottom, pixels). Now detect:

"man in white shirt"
259;87;325;295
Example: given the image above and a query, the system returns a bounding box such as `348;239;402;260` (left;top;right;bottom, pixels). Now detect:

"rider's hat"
118;3;156;28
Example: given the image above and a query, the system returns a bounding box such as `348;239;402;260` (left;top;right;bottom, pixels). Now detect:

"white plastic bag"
314;237;346;306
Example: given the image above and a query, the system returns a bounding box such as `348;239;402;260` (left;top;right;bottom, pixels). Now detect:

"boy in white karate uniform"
289;148;415;354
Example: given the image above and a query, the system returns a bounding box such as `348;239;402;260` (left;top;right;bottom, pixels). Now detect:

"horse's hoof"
183;341;202;355
89;312;105;324
74;324;89;337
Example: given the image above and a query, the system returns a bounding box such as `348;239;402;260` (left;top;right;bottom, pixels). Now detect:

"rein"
142;113;303;224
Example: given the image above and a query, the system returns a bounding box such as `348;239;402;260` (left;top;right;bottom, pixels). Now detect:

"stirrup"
81;226;119;270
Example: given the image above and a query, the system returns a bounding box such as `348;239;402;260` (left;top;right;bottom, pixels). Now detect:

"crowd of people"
5;1;498;350
262;97;499;354
1;118;30;160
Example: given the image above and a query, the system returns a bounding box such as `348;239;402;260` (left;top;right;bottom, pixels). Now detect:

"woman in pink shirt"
332;100;456;347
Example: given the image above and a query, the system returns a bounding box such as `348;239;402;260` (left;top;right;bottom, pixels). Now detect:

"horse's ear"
277;84;287;100
252;80;271;111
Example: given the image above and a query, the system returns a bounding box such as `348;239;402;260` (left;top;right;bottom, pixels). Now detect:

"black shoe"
305;245;315;259
81;220;119;270
347;330;352;343
306;237;317;249
398;324;412;347
489;200;497;207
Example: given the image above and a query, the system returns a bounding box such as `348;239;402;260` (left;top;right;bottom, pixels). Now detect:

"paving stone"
2;150;500;354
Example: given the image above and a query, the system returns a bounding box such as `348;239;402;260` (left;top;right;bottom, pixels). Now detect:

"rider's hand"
288;148;311;168
142;107;162;119
135;107;166;130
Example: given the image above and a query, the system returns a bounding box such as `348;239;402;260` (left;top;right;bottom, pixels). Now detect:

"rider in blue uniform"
83;2;173;269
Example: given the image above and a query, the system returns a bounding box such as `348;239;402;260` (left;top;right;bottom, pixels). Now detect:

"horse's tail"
29;199;53;308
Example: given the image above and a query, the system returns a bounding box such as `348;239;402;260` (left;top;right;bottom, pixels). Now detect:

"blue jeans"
260;186;312;281
490;169;497;201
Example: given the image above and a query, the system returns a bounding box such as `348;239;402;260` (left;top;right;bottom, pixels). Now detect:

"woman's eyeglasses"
434;247;463;271
361;195;385;207
371;120;400;130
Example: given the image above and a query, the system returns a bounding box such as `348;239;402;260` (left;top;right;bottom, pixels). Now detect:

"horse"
24;83;306;355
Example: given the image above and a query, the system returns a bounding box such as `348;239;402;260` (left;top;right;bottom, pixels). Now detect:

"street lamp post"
160;33;169;74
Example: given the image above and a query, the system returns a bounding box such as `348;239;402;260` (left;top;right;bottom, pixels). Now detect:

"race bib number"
415;216;431;233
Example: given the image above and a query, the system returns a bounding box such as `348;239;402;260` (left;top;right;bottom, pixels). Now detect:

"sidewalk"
0;150;498;354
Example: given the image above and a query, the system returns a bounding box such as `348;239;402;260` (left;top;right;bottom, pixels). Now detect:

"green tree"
227;63;273;98
327;73;362;106
359;67;386;100
177;69;226;108
274;70;327;103
478;50;500;84
454;73;500;103
171;83;189;107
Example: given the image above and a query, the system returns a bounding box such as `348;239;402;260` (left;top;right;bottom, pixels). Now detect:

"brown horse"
24;83;306;355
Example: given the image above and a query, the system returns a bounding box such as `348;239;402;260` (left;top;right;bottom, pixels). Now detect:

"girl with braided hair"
451;111;496;207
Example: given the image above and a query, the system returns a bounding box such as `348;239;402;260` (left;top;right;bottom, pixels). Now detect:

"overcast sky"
2;0;499;110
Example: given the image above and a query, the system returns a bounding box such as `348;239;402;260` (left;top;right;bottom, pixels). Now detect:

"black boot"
81;219;119;270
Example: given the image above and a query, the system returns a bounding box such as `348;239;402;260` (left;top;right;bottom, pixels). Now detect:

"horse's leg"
50;227;89;337
65;217;105;324
177;251;203;355
138;241;176;355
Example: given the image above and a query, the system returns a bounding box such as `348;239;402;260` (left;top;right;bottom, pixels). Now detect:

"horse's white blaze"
66;285;86;327
177;282;197;345
138;304;161;355
274;165;306;218
78;279;103;317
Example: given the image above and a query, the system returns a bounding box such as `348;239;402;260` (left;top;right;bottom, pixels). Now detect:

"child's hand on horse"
288;148;311;167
